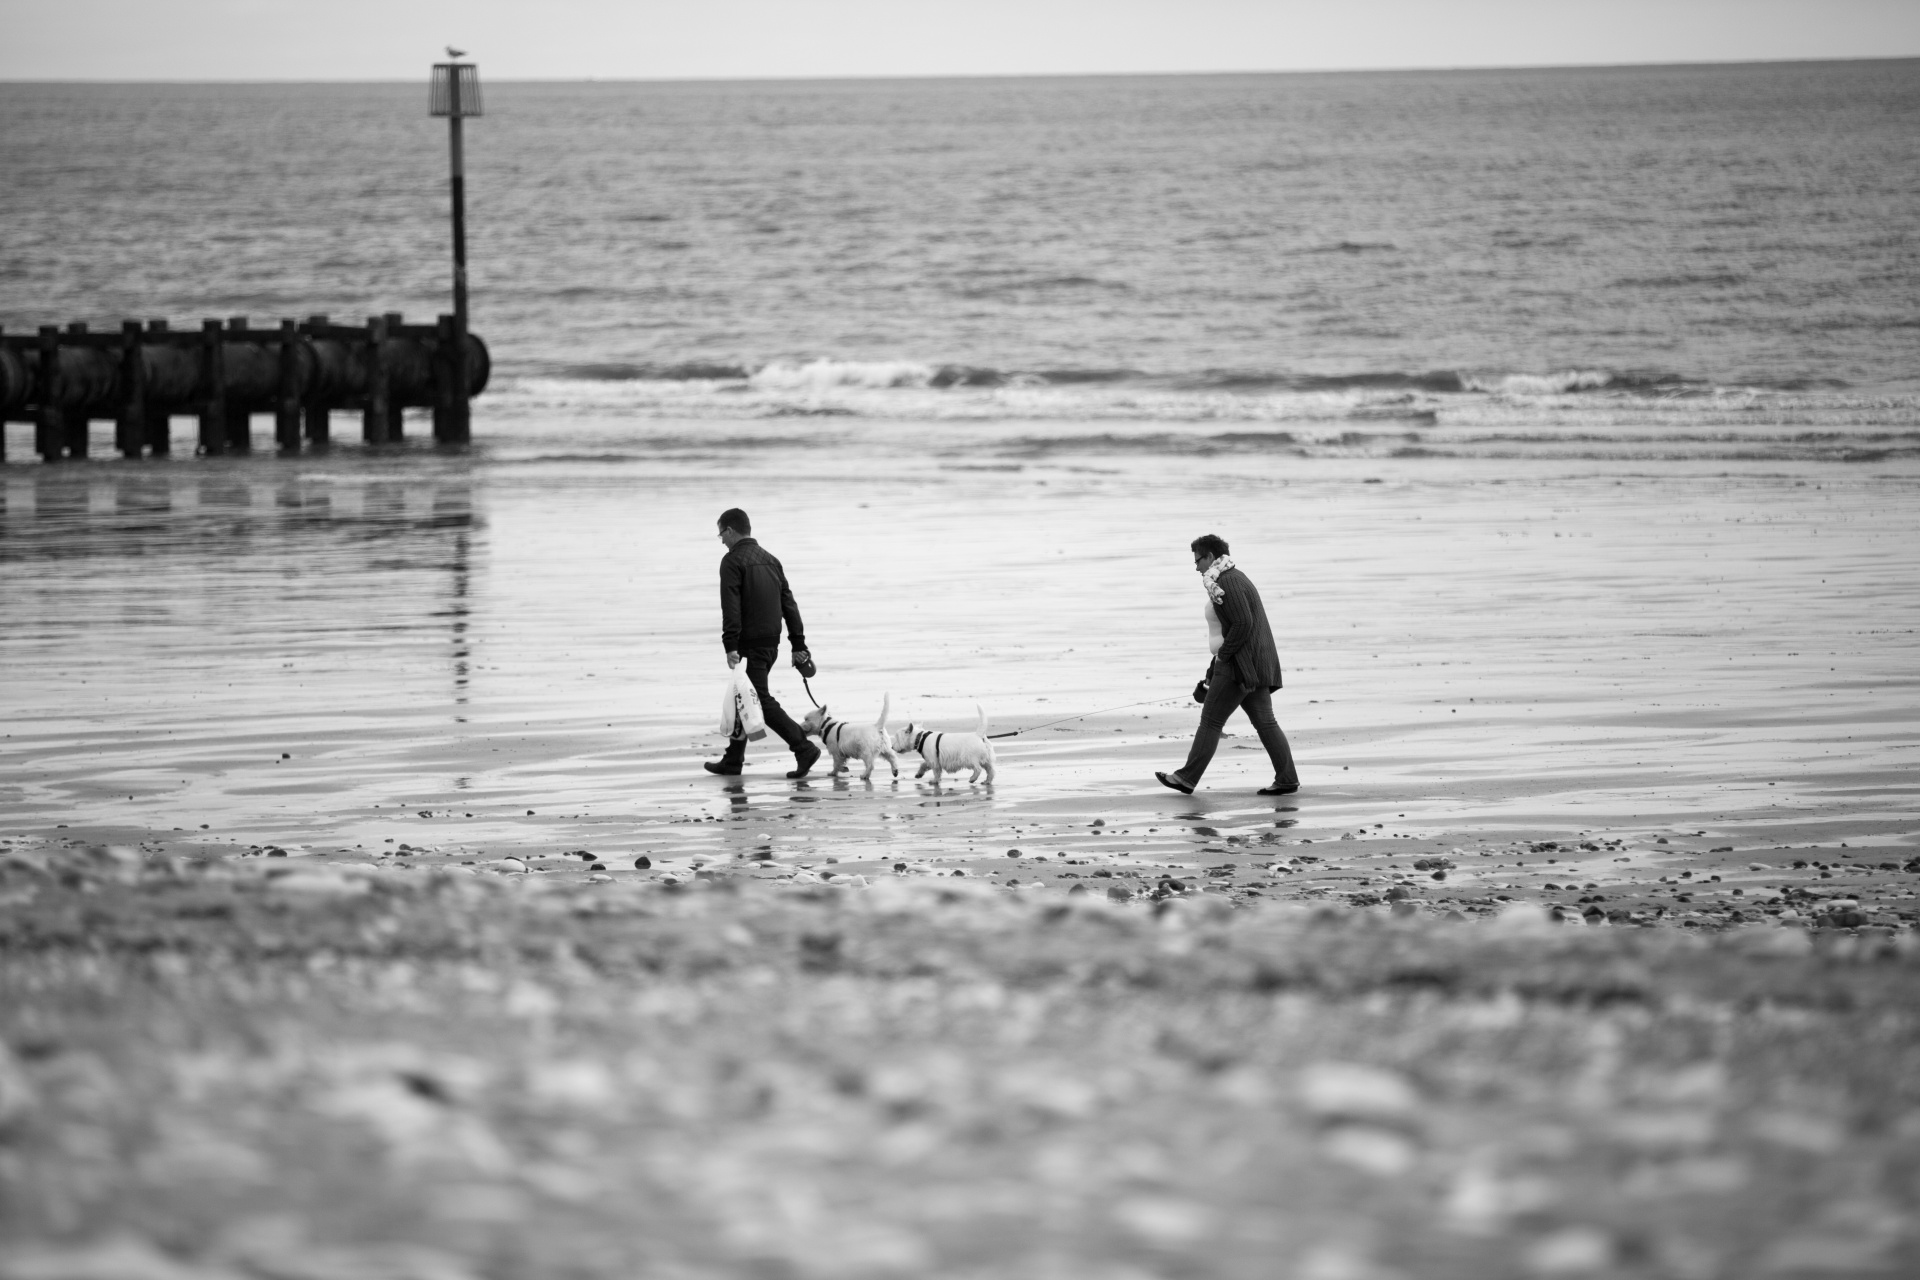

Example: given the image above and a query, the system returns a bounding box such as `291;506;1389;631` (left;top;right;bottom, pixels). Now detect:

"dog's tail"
974;703;989;736
875;692;890;731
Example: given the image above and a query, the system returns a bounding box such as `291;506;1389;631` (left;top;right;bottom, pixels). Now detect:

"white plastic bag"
720;668;767;741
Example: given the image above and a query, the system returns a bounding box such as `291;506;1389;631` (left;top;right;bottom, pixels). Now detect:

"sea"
2;62;1917;863
4;60;1919;457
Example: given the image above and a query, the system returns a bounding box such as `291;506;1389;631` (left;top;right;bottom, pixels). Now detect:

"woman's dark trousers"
719;646;810;767
1179;664;1299;786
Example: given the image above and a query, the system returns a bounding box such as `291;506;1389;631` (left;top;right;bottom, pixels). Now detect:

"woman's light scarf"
1200;554;1236;606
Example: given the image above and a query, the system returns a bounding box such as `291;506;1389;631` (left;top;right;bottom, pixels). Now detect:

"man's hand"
793;649;816;678
727;651;741;669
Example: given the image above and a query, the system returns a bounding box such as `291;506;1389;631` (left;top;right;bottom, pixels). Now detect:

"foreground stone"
1;856;1917;1279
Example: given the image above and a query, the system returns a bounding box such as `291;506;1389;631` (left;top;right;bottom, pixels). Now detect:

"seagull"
446;46;467;59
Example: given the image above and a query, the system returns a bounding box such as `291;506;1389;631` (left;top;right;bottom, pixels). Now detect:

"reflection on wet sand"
3;442;1917;914
1;457;479;840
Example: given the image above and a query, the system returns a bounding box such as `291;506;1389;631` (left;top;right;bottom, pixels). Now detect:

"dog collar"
912;730;932;753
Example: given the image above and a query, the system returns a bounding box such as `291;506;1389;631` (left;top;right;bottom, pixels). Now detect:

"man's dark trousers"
1180;662;1299;786
719;645;809;767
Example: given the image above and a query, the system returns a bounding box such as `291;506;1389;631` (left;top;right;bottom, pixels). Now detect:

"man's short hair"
1190;534;1229;558
718;508;751;535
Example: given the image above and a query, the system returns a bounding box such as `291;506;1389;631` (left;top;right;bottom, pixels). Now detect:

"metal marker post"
429;60;482;444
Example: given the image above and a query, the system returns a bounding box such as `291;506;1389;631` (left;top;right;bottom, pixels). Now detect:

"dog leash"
802;672;1179;740
986;695;1188;739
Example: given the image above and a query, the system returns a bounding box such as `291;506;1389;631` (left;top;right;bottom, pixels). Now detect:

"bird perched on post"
446;46;467;59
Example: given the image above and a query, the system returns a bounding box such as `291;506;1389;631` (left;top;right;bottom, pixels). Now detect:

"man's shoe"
1155;771;1195;795
787;743;822;779
703;760;742;776
1258;780;1300;796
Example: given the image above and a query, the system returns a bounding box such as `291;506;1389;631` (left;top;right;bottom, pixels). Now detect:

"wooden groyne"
0;314;489;463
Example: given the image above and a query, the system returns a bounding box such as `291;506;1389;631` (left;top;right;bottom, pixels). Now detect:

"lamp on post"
429;56;482;444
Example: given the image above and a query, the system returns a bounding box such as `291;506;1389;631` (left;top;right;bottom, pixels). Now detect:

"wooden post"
198;319;227;456
303;314;330;446
383;312;406;440
225;316;251;452
116;320;147;458
432;314;456;440
275;319;301;453
35;325;62;462
63;322;90;458
446;74;473;446
363;315;390;445
146;320;171;455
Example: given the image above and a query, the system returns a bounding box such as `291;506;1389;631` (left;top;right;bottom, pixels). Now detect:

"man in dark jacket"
706;508;822;778
1156;534;1300;796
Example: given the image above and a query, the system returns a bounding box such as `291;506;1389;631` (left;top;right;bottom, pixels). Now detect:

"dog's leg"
881;746;900;777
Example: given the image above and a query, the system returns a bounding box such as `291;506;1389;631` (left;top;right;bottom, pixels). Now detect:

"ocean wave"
517;359;1785;399
487;359;1920;447
1301;241;1398;254
1612;271;1747;289
749;359;939;390
1460;370;1709;396
554;361;751;381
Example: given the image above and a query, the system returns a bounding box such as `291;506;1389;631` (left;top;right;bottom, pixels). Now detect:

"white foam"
1464;370;1617;396
748;359;938;391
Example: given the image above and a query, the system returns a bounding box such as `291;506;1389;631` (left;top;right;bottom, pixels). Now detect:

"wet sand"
6;425;1920;1278
2;422;1917;926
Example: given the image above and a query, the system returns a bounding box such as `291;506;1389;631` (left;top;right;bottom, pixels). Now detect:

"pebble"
1750;1109;1844;1154
268;871;369;898
1523;1226;1616;1275
1298;1062;1418;1122
0;1234;233;1280
493;858;528;873
634;856;652;869
1321;1123;1418;1177
587;873;612;884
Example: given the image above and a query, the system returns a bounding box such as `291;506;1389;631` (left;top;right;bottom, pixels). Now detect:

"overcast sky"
3;0;1917;81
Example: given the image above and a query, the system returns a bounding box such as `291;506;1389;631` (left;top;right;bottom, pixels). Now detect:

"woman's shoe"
1258;780;1299;796
1155;771;1194;794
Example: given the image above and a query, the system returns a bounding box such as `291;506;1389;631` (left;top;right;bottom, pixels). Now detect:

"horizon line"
4;52;1917;86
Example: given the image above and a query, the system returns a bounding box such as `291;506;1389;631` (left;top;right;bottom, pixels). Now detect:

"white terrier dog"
800;695;901;780
891;705;996;784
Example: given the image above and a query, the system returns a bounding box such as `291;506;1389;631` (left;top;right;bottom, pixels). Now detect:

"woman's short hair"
718;508;751;535
1190;533;1229;558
